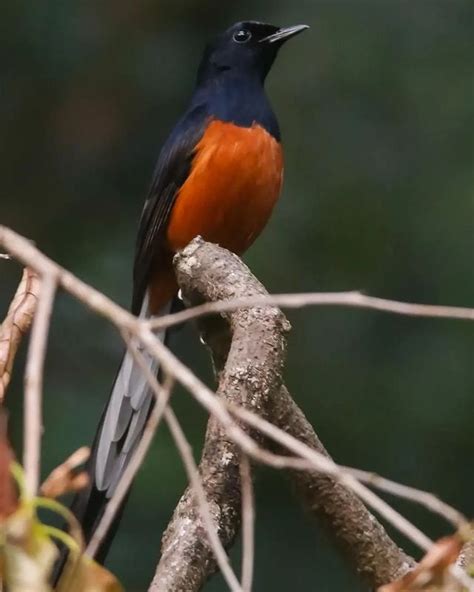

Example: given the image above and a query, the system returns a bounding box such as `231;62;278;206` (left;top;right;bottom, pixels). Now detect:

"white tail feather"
95;294;170;493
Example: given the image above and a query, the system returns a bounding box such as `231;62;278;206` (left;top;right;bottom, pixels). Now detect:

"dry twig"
378;535;471;592
1;226;471;589
347;468;467;529
148;290;474;331
40;446;90;498
121;334;244;592
23;274;57;495
239;456;255;592
230;402;432;551
0;268;40;401
161;407;243;592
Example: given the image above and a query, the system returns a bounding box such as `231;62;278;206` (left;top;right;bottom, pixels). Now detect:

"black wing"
132;105;209;314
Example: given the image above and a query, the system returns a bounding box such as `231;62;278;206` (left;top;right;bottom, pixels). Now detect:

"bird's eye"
233;29;252;44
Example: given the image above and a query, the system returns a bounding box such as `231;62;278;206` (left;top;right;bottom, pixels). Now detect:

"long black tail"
52;297;170;583
69;412;123;562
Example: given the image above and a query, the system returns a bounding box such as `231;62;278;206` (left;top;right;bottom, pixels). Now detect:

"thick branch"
151;238;413;590
271;387;414;585
150;240;289;591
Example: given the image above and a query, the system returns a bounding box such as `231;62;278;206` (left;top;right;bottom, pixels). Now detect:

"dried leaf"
57;555;124;592
379;535;464;591
0;268;40;401
0;411;18;520
40;447;90;499
1;462;123;591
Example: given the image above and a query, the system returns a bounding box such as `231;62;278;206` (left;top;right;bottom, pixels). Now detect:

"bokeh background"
1;1;473;590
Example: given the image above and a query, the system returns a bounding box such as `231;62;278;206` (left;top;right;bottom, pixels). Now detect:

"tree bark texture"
149;238;414;591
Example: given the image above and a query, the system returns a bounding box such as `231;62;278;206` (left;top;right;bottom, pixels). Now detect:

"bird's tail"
53;296;170;581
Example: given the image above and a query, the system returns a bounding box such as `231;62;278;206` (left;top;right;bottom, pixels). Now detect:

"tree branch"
23;274;56;495
270;386;414;585
2;226;469;589
0;268;40;402
239;456;255;592
149;241;289;591
150;238;414;590
148;290;474;332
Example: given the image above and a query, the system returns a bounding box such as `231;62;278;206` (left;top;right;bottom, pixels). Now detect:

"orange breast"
166;120;284;255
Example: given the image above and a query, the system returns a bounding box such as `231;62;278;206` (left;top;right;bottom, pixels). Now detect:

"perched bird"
69;20;308;563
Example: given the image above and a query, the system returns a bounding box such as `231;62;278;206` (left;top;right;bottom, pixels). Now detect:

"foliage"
0;429;122;591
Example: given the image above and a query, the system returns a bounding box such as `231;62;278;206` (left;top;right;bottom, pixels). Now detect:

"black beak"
260;24;309;45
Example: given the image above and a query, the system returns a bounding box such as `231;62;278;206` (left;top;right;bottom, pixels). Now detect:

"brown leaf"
40;447;90;499
378;535;464;591
57;555;124;592
0;268;40;401
0;411;18;520
0;457;122;591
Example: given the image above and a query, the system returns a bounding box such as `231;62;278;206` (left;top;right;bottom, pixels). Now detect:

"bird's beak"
260;24;309;45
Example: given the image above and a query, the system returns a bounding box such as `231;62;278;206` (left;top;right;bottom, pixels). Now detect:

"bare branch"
23;274;56;495
229;399;417;583
156;407;243;592
0;229;317;474
171;238;416;586
0;225;137;332
0;268;40;401
118;332;243;592
239;456;255;592
346;467;467;529
150;241;290;591
229;401;433;551
3;226;470;587
378;535;474;592
148;289;474;331
40;446;90;498
450;564;474;591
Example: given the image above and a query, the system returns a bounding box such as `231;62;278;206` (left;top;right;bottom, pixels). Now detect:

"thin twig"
226;404;433;552
0;225;137;333
23;274;56;495
0;267;40;401
147;290;474;331
40;446;90;499
163;407;243;592
240;456;255;592
346;467;467;529
85;335;174;559
119;331;242;592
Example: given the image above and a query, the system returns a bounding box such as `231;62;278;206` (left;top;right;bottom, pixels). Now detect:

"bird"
67;19;308;566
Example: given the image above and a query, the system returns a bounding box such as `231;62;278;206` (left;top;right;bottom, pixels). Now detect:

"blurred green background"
1;1;473;590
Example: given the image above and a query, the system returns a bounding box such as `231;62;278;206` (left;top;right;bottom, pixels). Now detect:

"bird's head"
197;21;309;84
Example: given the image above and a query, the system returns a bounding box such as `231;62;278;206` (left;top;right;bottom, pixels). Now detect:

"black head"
197;21;309;85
